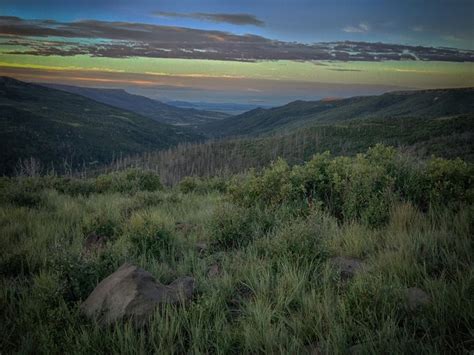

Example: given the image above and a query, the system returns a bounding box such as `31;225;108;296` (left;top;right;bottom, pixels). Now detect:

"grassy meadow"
1;145;473;354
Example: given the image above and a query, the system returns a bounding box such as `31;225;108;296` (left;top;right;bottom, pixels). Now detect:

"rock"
83;232;107;253
303;342;323;355
406;287;431;310
348;344;364;354
329;256;364;280
207;263;220;278
175;221;196;236
195;242;208;254
167;276;195;301
228;283;254;317
81;263;195;324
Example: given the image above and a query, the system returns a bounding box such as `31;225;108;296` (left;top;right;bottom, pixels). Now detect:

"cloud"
154;11;265;27
343;22;370;33
0;64;407;96
412;25;424;32
0;17;473;62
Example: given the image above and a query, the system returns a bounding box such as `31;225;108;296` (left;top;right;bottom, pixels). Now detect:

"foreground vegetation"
1;145;473;353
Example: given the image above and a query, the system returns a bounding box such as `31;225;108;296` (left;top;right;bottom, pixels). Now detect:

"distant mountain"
204;88;474;137
0;77;202;175
43;84;229;126
166;101;272;115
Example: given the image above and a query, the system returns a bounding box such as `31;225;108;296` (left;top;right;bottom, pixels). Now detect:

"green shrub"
338;156;395;227
210;203;257;249
95;169;163;194
50;250;119;303
229;159;294;207
290;151;333;207
0;177;46;207
256;211;331;266
132;191;164;207
210;203;278;249
126;211;174;256
427;157;474;205
52;177;96;196
179;176;228;194
83;211;122;238
178;176;199;193
227;145;474;227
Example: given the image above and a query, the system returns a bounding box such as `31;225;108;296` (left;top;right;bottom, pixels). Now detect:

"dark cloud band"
1;16;473;62
154;11;265;26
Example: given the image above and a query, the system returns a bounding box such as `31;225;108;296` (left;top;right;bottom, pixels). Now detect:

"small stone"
303;342;323;355
207;263;220;278
329;256;364;280
83;232;107;253
406;287;431;310
175;221;196;236
195;242;208;254
167;276;195;300
348;344;364;354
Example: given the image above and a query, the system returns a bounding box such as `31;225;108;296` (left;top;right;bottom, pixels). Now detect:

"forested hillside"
204;88;474;137
0;77;201;175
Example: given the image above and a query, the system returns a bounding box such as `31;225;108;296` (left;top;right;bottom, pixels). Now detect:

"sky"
1;0;473;105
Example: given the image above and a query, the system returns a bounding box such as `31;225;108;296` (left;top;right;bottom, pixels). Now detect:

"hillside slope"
43;83;229;126
108;114;474;184
0;77;201;174
204;88;474;137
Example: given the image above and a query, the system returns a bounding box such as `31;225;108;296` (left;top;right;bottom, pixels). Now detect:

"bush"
52;177;97;196
210;203;278;249
132;191;164;207
227;145;474;227
337;155;395;226
210;204;256;249
256;211;331;266
95;169;163;194
427;157;474;205
50;249;119;303
229;159;294;207
83;210;122;238
0;177;46;207
179;176;228;194
126;211;174;256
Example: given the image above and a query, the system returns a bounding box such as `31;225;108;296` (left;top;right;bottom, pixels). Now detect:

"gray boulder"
81;263;195;324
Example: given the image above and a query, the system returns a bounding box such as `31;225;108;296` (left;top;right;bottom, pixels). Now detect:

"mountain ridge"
41;83;229;126
203;87;474;137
